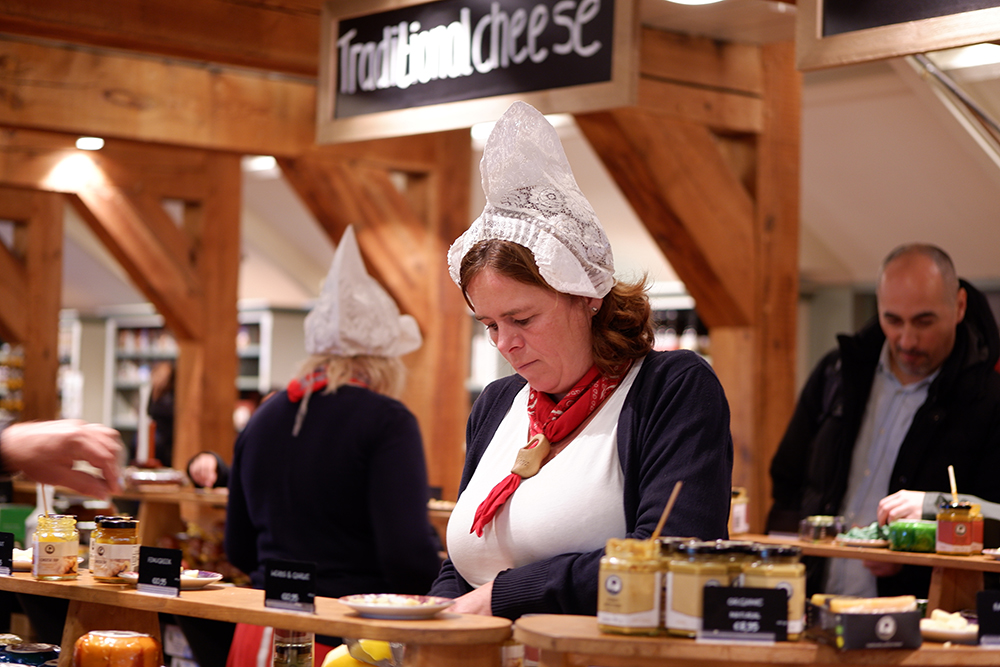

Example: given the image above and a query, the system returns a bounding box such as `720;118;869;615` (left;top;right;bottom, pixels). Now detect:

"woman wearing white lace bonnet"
223;225;441;664
428;101;734;618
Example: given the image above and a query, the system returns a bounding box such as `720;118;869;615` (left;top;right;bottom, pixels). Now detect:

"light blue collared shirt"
824;343;939;596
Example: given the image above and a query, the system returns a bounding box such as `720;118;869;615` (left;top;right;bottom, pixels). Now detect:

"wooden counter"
745;533;1000;612
0;571;510;667
514;614;997;667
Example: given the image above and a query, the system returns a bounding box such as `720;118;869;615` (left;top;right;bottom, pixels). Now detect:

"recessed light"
664;0;726;5
75;137;104;151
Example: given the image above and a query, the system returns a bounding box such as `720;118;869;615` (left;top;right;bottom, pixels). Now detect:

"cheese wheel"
828;595;917;614
73;631;161;667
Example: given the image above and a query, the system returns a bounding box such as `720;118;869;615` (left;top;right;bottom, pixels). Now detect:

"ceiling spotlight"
243;155;278;172
75;137;105;151
664;0;727;5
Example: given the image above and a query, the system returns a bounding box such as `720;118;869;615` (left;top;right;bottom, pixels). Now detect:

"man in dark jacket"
767;243;1000;598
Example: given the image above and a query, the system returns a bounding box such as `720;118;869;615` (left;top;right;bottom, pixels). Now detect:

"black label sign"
265;560;316;613
0;532;12;576
335;0;614;118
700;587;788;642
978;590;1000;645
823;0;1000;37
137;546;181;597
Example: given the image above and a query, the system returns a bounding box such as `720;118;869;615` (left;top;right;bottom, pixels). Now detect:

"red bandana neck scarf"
470;361;631;537
287;369;328;402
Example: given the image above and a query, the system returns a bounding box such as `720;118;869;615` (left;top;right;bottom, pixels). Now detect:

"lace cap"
304;226;421;357
448;101;614;298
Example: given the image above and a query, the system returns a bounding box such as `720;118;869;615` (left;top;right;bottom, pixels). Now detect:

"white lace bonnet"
304;225;422;358
447;101;615;298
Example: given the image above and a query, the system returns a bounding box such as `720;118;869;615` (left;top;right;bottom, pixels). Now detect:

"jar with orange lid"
937;502;977;555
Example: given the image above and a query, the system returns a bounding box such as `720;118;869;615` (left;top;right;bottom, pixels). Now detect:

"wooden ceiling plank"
636;77;764;135
0;37;314;156
0;0;321;77
574;110;748;327
640;27;764;96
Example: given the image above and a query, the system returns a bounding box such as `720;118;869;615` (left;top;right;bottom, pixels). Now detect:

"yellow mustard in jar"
666;542;728;637
742;544;806;640
937;502;975;555
33;514;79;581
597;538;661;635
91;517;139;582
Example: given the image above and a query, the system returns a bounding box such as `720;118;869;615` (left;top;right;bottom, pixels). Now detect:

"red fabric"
226;623;334;667
287;369;328;402
469;363;629;536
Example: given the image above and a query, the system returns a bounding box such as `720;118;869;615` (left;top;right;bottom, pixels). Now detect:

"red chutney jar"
936;502;978;555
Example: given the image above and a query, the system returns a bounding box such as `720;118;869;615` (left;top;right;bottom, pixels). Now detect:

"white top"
447;358;643;587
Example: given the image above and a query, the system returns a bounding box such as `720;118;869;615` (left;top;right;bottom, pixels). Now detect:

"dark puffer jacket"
767;280;1000;596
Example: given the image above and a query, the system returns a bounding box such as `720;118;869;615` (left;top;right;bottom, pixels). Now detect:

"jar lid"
677;541;724;556
97;518;138;529
944;502;973;511
714;539;756;555
751;543;802;559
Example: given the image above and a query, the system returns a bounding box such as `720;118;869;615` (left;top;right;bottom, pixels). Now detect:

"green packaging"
888;520;936;552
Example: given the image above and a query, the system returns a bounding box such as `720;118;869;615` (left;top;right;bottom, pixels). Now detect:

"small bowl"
799;515;846;542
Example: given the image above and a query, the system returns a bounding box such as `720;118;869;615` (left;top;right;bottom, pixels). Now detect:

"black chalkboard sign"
798;0;1000;70
823;0;1000;37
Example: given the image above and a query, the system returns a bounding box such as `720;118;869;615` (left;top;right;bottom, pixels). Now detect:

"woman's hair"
296;354;407;400
150;361;175;401
459;240;654;375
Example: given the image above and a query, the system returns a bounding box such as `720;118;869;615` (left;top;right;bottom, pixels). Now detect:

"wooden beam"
0;0;322;77
750;40;801;532
640;28;764;95
0;37;315;156
574;110;751;327
636;77;764;135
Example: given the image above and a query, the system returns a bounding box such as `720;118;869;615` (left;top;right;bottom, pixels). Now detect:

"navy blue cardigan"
429;350;734;619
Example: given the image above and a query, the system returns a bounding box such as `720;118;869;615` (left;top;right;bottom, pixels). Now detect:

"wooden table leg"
405;642;501;667
58;600;163;667
927;566;982;612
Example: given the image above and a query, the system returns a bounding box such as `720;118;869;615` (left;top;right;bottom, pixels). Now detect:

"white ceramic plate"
920;619;978;644
338;594;454;620
835;537;890;548
118;570;223;589
982;548;1000;560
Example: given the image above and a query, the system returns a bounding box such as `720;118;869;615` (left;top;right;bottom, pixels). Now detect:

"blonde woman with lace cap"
224;226;442;665
428;101;734;618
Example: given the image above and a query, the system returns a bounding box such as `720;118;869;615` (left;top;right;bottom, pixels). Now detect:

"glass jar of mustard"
742;544;806;640
90;517;139;582
32;514;79;581
597;538;661;635
666;542;728;637
937;502;975;555
657;537;692;632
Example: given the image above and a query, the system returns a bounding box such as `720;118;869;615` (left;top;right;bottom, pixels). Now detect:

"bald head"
876;244;967;384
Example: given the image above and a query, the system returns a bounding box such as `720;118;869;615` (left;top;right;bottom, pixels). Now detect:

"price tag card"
264;559;316;613
699;587;788;643
137;546;181;597
0;532;13;576
977;590;1000;645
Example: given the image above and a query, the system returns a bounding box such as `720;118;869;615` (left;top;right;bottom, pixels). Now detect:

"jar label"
597;570;661;628
742;573;806;634
92;543;139;578
937;519;974;553
32;539;78;577
666;570;725;632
